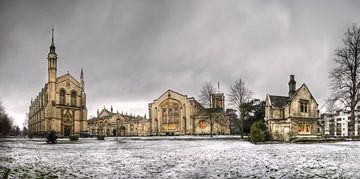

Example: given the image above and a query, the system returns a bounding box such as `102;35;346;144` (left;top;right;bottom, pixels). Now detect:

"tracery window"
71;91;77;106
60;89;66;105
161;102;181;131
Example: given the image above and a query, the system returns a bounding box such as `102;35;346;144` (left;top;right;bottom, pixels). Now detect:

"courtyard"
0;136;359;178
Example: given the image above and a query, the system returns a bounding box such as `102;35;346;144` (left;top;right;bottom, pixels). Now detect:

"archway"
119;126;126;136
62;110;73;136
64;126;71;136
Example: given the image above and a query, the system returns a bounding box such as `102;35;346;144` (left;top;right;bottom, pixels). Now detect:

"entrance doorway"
119;126;126;136
64;126;71;136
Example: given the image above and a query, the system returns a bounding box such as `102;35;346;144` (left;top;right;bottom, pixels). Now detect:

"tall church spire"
50;26;56;53
80;68;84;80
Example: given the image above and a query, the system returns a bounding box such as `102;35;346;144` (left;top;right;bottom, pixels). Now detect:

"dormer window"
300;100;308;113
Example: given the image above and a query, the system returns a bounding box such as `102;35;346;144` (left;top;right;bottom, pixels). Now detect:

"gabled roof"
289;83;318;105
56;73;80;85
98;108;111;118
268;95;289;107
152;89;187;102
150;89;205;109
267;83;318;108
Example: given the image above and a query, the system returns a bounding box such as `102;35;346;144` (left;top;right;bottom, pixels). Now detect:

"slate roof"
269;95;289;107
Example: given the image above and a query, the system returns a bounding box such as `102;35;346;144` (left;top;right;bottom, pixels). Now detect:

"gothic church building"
28;29;87;136
148;90;230;135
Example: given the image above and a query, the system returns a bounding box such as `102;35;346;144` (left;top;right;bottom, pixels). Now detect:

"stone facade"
87;90;230;137
148;90;230;135
88;107;149;136
265;75;320;141
28;29;87;136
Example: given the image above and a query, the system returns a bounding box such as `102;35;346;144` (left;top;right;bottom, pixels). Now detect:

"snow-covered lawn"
0;137;359;178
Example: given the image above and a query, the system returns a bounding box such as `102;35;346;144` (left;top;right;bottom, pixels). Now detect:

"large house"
28;28;87;136
265;75;320;141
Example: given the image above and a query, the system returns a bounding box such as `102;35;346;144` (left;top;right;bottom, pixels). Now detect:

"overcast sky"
1;0;360;128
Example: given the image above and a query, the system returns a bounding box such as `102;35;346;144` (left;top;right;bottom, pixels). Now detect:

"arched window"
60;89;66;105
71;91;77;106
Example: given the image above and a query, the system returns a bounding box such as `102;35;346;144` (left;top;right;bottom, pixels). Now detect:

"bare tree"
199;81;216;137
329;24;360;137
199;81;216;108
228;78;252;139
22;117;29;137
0;101;13;137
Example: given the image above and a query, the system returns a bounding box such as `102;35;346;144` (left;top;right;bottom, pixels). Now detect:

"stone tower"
211;93;225;110
48;27;57;106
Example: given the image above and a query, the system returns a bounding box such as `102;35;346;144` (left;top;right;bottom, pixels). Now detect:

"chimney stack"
288;75;296;97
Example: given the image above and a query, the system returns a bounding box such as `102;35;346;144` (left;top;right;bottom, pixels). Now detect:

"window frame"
70;90;77;106
59;89;66;105
300;100;309;113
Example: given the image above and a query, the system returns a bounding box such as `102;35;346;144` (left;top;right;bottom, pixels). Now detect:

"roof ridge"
269;95;289;98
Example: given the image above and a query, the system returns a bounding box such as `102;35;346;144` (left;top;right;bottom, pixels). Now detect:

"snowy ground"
0;137;359;178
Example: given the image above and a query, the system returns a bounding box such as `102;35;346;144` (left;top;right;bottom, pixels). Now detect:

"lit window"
199;120;206;129
298;122;311;134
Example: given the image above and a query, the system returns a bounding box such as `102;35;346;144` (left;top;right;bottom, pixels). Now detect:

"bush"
250;121;268;143
46;131;58;144
288;131;297;141
69;135;79;141
97;134;105;140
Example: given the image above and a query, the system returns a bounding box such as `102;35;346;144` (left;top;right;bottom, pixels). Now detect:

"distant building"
88;107;149;136
28;28;87;136
265;75;320;141
88;90;230;136
148;90;230;135
320;110;360;137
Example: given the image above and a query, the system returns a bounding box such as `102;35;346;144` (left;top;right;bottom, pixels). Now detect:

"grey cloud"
1;0;360;127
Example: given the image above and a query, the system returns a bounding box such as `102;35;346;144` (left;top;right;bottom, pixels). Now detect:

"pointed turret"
80;68;84;79
80;68;84;92
50;27;56;53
